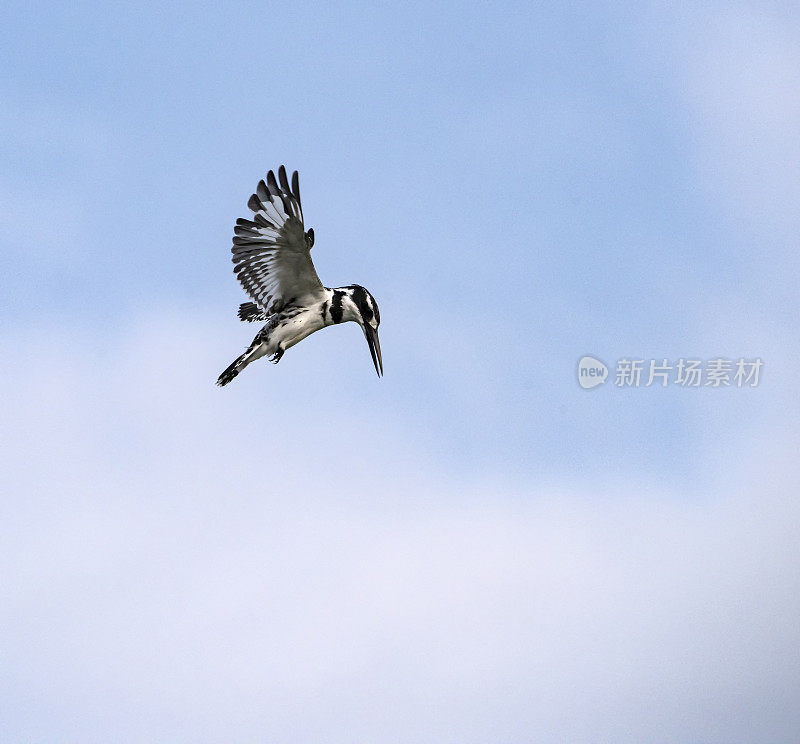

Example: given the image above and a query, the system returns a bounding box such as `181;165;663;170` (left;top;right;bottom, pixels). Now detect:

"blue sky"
2;2;799;742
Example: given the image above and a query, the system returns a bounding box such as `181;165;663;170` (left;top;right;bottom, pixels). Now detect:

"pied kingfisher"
217;166;382;386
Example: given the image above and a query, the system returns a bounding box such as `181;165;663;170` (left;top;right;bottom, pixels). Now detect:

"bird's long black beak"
363;325;383;377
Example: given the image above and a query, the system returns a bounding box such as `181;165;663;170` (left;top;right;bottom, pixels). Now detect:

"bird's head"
341;285;382;377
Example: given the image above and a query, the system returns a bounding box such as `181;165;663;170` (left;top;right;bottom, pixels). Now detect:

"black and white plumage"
217;166;382;386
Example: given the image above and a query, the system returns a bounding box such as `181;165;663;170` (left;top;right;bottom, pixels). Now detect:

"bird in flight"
217;166;382;386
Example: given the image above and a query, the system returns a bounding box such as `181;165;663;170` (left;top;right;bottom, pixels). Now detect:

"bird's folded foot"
268;348;284;364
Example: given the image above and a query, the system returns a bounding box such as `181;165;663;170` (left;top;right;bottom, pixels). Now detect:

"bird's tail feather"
216;352;249;387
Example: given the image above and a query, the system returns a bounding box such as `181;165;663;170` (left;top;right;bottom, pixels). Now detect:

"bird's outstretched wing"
231;166;324;315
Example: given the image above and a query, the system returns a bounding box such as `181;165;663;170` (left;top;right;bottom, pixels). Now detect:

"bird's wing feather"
232;166;324;314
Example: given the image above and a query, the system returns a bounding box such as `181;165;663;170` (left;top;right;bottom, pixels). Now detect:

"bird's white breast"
274;304;328;350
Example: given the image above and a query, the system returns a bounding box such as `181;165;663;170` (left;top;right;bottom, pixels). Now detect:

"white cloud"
1;315;798;743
